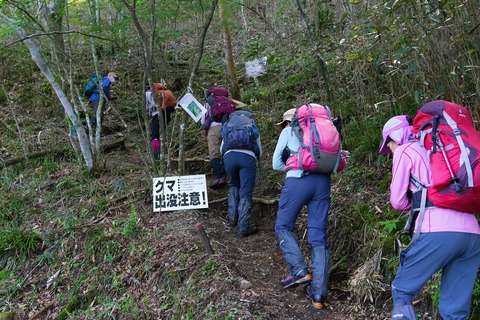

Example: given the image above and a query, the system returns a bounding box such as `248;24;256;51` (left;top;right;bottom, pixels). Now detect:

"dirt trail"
196;191;364;320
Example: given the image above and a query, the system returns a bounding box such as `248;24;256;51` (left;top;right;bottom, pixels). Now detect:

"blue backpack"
83;72;103;98
221;110;260;156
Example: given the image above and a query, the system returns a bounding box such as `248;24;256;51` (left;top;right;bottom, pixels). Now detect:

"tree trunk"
178;0;218;176
120;0;163;176
88;0;100;26
294;0;332;105
90;42;104;158
219;1;241;100
1;14;94;170
44;0;66;65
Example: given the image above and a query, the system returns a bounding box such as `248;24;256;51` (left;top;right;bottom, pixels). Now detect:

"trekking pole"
436;134;461;193
431;116;439;153
423;116;461;193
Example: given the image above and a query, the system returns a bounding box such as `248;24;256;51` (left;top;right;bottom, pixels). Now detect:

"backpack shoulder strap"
405;173;435;246
443;111;474;187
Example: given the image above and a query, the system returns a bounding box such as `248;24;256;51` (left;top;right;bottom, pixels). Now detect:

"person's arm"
336;150;349;172
220;139;224;155
272;129;289;171
390;148;413;211
146;92;155;113
145;92;151;112
103;77;111;98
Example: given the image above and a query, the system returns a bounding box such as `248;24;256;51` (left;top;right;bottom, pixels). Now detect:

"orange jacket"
153;83;176;110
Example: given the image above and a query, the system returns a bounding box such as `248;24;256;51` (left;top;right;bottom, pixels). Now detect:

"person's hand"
109;96;117;101
341;150;350;158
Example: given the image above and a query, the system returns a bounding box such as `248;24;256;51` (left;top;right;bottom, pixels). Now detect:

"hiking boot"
305;285;325;310
209;177;227;189
280;269;312;288
238;228;257;238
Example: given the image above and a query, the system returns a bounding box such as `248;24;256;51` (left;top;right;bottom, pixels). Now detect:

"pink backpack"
285;103;344;174
207;87;236;122
411;100;480;213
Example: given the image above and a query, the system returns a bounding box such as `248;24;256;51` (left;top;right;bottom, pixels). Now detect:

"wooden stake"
195;223;214;255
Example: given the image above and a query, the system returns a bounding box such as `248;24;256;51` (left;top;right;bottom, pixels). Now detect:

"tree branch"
1;30;119;50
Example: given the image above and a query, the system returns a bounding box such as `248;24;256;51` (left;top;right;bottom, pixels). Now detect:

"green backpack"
83;72;103;98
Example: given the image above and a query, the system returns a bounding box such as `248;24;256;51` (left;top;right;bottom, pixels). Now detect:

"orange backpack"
153;83;176;110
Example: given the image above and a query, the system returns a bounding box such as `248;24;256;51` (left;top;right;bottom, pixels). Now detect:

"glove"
109;96;117;101
281;146;291;164
151;139;161;160
333;116;343;141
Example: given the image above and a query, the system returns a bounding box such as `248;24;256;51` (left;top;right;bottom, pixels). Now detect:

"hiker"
272;106;341;310
145;84;161;159
379;115;480;320
221;110;262;238
152;82;177;128
201;87;236;189
89;71;118;125
274;108;296;164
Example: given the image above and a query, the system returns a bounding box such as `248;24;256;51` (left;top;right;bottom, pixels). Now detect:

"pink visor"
379;115;412;154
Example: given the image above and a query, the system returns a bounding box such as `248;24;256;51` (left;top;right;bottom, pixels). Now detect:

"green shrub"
0;228;42;260
121;205;138;237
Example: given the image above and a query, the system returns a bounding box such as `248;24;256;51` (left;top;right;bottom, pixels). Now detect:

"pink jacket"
390;141;480;234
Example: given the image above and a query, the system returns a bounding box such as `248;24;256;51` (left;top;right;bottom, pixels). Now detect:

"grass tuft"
0;228;43;263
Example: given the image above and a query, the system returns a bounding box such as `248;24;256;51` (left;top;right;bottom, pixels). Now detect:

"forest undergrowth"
1;0;480;318
1;100;466;319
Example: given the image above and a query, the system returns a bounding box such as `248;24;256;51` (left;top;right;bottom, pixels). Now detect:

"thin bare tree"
1;14;95;169
219;1;240;100
178;0;218;175
120;0;164;176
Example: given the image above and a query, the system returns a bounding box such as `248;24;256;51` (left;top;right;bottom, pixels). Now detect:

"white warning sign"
153;175;209;212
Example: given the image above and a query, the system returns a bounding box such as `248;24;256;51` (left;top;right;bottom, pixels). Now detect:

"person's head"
275;108;296;131
108;72;119;83
379;115;413;154
145;83;150;91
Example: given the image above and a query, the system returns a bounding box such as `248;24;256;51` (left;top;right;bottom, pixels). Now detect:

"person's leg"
391;232;474;320
307;246;329;309
150;114;161;159
437;233;480;319
237;153;257;236
227;186;239;227
90;99;99;126
305;174;331;301
165;107;174;126
391;303;416;320
275;177;315;281
160;108;169;128
306;174;331;248
151;114;160;140
207;125;222;162
224;152;240;227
